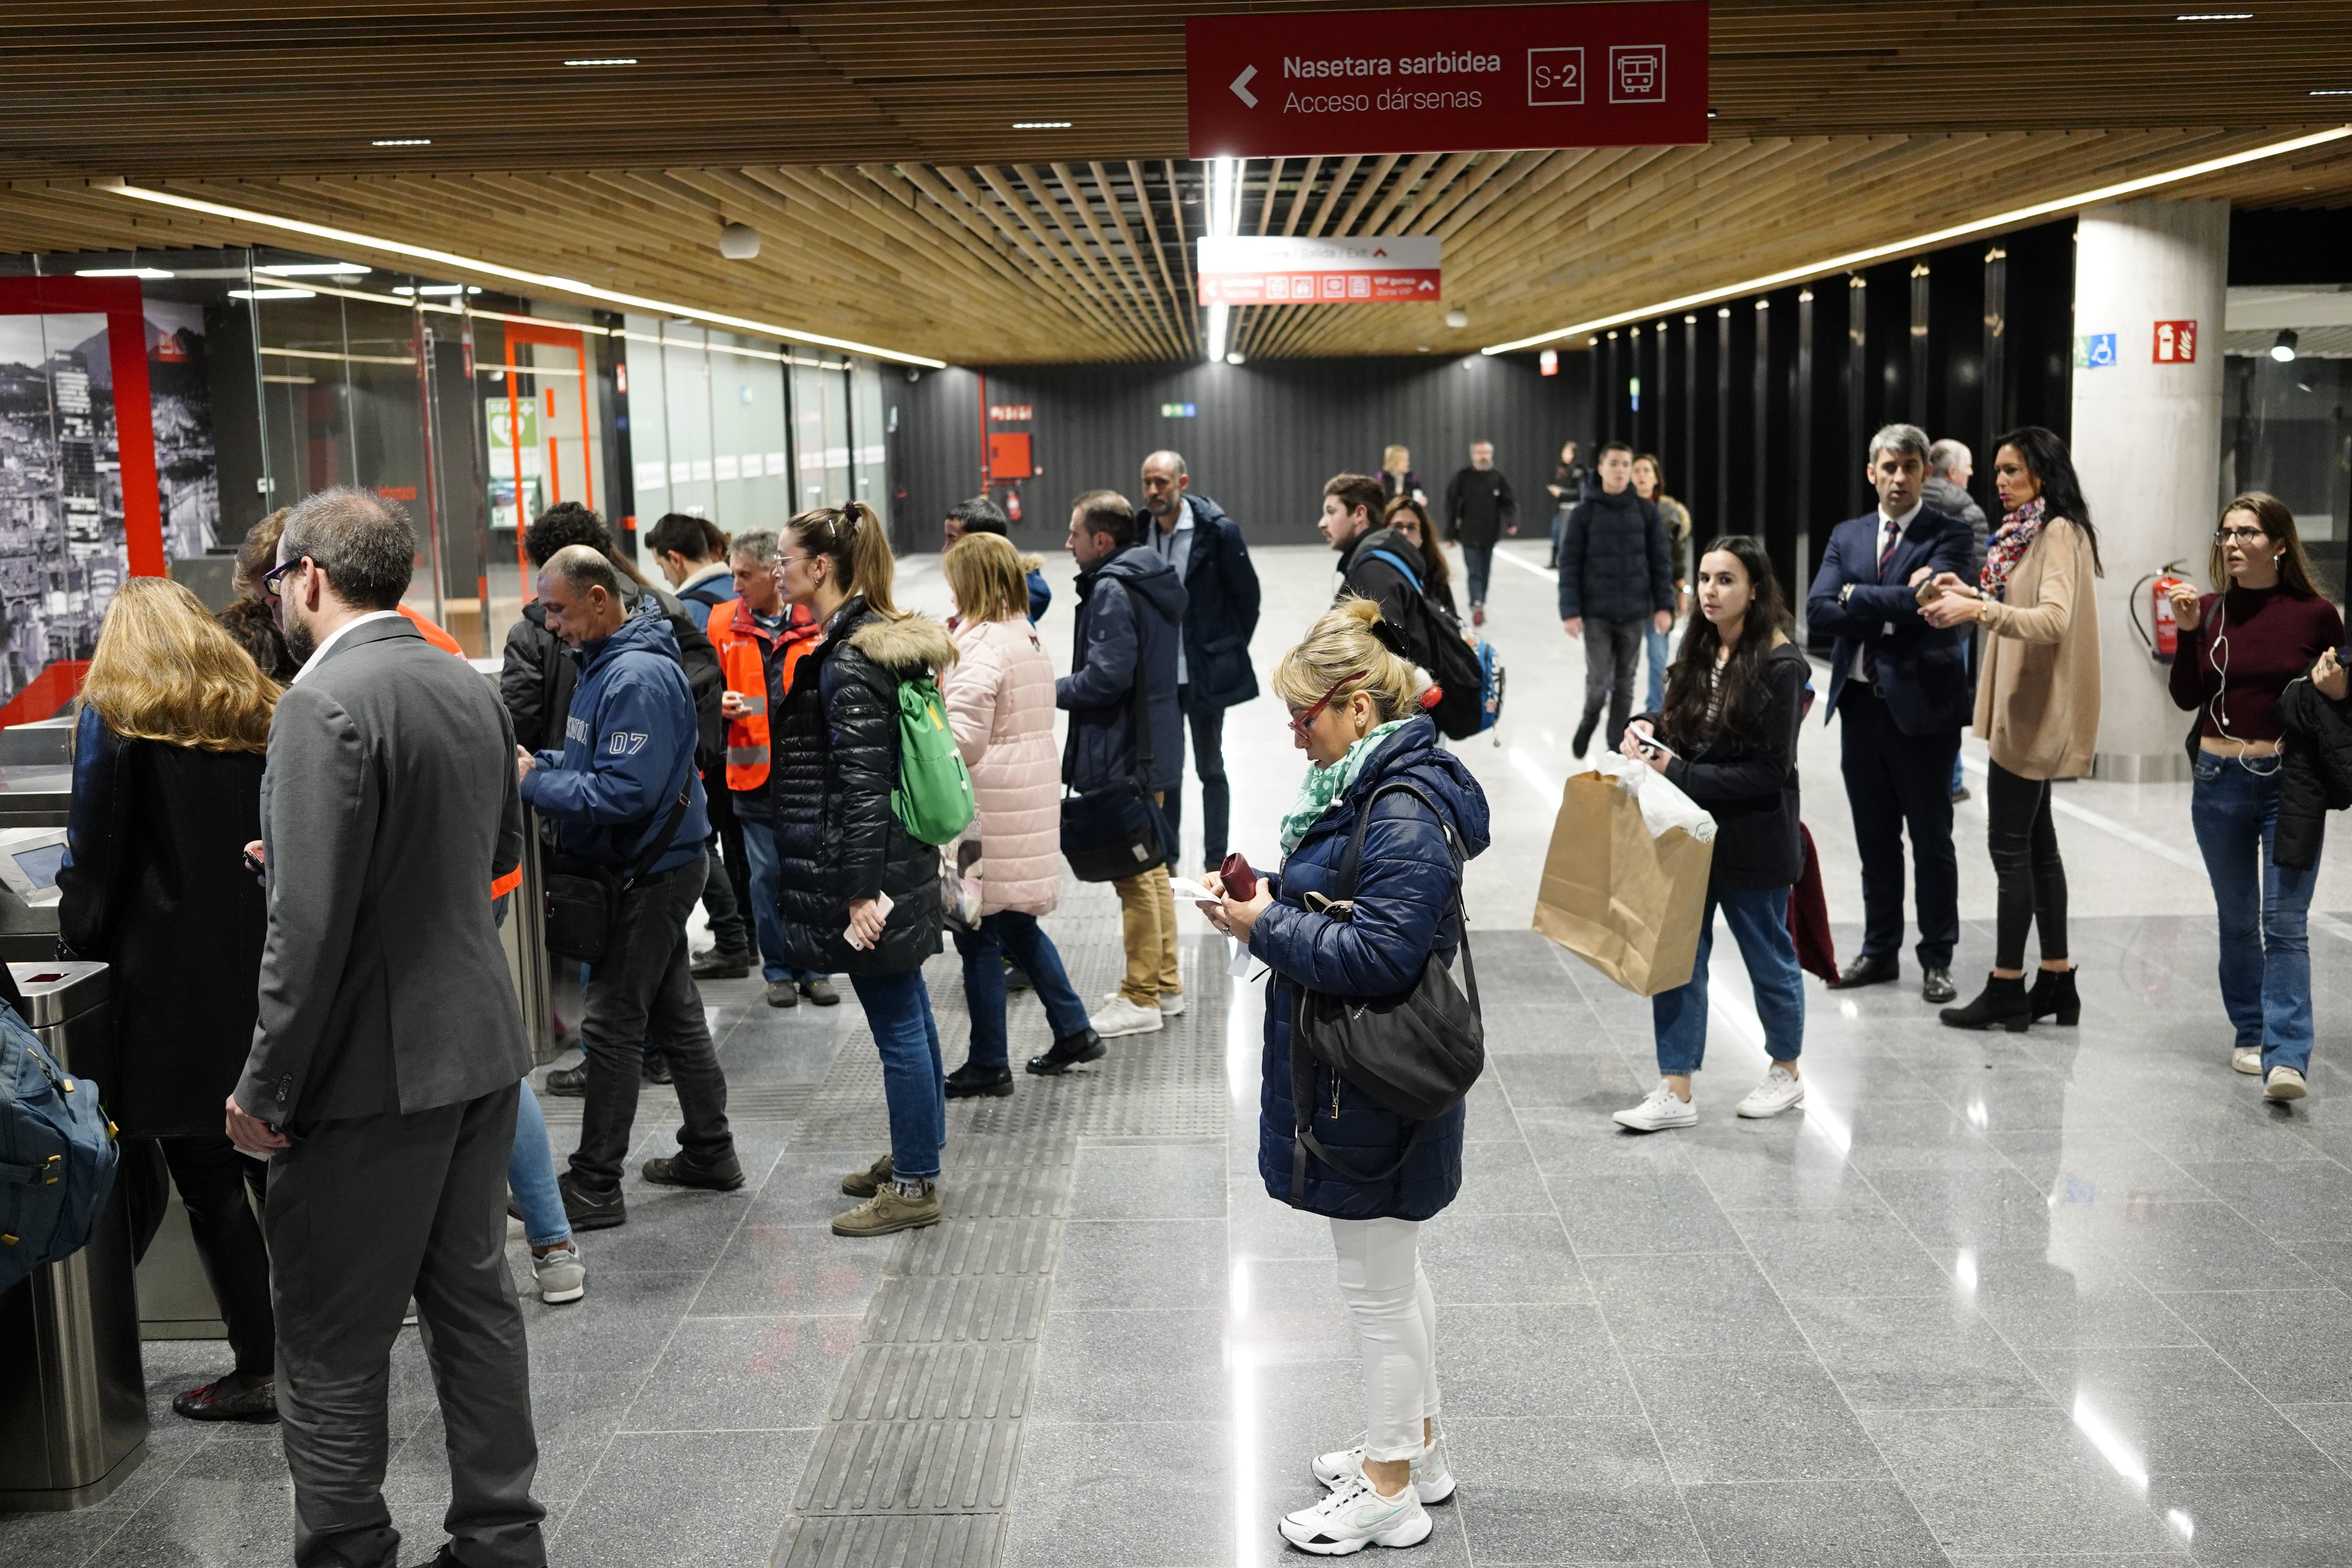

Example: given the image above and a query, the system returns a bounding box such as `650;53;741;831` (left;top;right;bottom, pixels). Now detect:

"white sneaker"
1279;1472;1432;1555
1088;996;1165;1038
1736;1066;1806;1119
2266;1065;2309;1102
532;1242;586;1304
1613;1081;1697;1132
2232;1047;2264;1076
1313;1433;1455;1504
1158;992;1186;1017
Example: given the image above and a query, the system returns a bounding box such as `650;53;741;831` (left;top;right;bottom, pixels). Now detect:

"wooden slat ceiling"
4;2;2352;363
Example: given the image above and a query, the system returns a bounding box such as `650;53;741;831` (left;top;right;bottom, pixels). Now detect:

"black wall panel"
894;352;1590;550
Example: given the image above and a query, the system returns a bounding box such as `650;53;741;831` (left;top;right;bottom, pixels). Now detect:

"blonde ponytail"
786;499;901;617
1273;596;1426;722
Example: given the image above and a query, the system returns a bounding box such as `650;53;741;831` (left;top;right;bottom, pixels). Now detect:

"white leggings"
1329;1216;1440;1463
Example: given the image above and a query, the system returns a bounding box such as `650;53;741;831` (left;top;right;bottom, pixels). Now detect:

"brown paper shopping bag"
1532;764;1715;995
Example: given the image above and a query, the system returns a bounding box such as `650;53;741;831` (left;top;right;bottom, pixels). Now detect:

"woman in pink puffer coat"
940;534;1105;1097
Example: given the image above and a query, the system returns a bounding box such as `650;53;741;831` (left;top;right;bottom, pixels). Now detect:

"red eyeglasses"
1287;671;1367;739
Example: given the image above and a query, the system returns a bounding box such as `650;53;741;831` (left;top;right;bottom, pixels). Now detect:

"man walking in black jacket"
1444;440;1516;627
1558;443;1675;756
1139;450;1261;872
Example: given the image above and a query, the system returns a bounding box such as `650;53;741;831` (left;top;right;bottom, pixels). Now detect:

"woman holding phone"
1200;597;1489;1556
2165;492;2343;1100
1612;536;1811;1131
1922;426;2103;1033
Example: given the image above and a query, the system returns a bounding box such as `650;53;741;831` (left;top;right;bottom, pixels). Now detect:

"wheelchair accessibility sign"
2073;332;2118;370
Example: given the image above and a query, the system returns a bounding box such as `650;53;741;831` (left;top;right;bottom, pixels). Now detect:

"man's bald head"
1140;449;1191;525
538;544;629;649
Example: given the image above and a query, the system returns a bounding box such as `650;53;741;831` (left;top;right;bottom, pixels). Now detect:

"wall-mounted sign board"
1186;2;1709;159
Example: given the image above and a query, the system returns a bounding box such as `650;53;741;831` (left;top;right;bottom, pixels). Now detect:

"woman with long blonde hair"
58;576;281;1423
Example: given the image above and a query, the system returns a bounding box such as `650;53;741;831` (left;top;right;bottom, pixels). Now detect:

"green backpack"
892;675;977;845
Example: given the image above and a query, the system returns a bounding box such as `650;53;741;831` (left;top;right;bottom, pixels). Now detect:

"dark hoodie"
1058;543;1187;795
1250;715;1492;1221
500;575;723;761
1334;525;1426;634
521;604;711;876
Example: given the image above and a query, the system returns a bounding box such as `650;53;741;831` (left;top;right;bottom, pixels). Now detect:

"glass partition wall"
0;248;889;724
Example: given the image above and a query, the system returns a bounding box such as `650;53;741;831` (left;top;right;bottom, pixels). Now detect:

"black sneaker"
691;948;755;980
766;980;800;1009
800;977;841;1006
1026;1027;1107;1076
558;1171;627;1230
172;1374;278;1424
642;1152;746;1191
1571;718;1596;759
641;1052;673;1085
944;1061;1015;1098
544;1064;588;1097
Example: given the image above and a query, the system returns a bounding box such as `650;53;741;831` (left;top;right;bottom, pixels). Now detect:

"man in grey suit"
226;487;546;1568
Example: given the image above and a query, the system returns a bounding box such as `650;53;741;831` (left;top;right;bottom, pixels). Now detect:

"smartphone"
1915;577;1942;606
241;847;266;883
1219;851;1258;902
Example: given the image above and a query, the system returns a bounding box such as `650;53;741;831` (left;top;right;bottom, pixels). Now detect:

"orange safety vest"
706;597;775;791
397;603;466;657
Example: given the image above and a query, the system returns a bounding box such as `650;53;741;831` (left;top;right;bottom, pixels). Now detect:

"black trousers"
1157;693;1231;871
157;1134;276;1376
1985;759;2069;971
572;858;735;1191
268;1084;544;1568
1838;686;1962;969
1578;615;1647;749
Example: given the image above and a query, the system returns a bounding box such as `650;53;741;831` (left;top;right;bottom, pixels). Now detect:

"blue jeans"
2191;753;2316;1074
1461;546;1494;609
737;814;819;986
1644;621;1672;713
1652;886;1806;1076
508;1079;571;1249
954;912;1092;1069
851;970;947;1180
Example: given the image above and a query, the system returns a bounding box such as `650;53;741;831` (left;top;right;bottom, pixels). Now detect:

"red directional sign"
1187;2;1710;160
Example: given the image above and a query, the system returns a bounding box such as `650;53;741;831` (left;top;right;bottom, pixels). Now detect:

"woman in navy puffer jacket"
1205;597;1490;1557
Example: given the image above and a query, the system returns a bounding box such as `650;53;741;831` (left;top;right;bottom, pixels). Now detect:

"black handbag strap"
621;760;695;892
1062;589;1155;793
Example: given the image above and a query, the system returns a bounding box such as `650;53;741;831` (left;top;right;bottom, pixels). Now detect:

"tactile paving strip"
534;1080;813;1125
768;1136;1074;1568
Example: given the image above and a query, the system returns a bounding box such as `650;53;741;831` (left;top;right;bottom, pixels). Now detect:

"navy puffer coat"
1251;716;1491;1221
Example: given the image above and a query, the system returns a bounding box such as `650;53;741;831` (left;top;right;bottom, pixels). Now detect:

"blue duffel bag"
0;999;118;1295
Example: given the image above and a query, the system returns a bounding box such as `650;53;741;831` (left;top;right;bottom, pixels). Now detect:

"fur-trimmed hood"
844;607;958;675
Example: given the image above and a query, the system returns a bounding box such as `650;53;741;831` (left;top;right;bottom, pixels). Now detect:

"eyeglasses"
773;554;816;572
259;557;304;600
1287;671;1366;739
2215;527;2269;544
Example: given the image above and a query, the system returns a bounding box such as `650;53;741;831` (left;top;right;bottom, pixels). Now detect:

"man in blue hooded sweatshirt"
520;545;742;1232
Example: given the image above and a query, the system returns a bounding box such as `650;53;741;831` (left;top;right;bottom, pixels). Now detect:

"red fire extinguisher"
2145;564;2190;660
1005;488;1022;522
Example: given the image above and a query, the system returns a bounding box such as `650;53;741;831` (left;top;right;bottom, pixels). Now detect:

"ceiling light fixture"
229;288;316;300
98;180;947;367
2312;89;2352;96
371;138;431;146
2272;328;2299;361
2176;11;2252;17
394;284;467;296
564;57;638;66
1013;121;1073;130
1483;124;2352;356
74;267;172;278
258;263;371;276
1204;156;1240;363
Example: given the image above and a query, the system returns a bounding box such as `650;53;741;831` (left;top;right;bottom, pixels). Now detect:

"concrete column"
2069;198;2228;782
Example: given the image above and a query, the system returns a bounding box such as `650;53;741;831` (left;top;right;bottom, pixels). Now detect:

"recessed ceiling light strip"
1483;125;2352;355
100;180;947;367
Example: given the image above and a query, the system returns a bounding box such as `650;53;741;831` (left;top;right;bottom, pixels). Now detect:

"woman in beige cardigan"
1920;427;2103;1032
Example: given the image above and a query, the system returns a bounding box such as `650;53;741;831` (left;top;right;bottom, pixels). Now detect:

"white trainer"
1158;992;1186;1017
1613;1081;1697;1132
2232;1047;2264;1076
1279;1472;1432;1555
2266;1065;2309;1102
532;1242;586;1305
1736;1066;1806;1119
1313;1433;1455;1504
1088;996;1165;1038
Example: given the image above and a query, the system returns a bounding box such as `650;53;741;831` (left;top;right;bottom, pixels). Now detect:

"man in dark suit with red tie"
1806;424;1976;1005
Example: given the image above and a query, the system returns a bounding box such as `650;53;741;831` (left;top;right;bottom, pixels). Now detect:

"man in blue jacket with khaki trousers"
1806;423;1976;1005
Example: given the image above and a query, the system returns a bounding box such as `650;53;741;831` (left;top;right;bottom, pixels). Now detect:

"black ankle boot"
2028;967;2080;1026
1940;973;2032;1033
944;1060;1014;1098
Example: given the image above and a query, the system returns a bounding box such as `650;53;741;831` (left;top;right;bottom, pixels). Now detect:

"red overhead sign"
1187;2;1710;159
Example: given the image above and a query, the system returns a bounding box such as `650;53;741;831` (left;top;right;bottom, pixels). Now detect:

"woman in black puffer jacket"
768;501;958;1239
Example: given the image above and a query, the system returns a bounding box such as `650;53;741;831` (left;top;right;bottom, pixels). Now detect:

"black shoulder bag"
543;777;694;965
1059;599;1167;882
1289;780;1486;1204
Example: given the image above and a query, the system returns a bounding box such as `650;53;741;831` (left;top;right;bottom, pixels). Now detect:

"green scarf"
1278;720;1409;855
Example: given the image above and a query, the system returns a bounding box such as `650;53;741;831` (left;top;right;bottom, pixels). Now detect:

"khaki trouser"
1112;793;1183;1007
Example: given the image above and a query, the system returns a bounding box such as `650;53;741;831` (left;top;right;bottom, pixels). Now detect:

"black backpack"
1361;548;1493;741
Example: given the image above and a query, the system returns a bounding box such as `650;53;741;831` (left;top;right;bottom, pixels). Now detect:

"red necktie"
1877;518;1900;579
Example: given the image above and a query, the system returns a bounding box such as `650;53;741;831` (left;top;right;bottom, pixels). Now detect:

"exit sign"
1161;402;1198;418
2153;320;2198;364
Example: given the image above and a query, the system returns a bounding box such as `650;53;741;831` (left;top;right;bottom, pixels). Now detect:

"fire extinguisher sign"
2153;320;2198;364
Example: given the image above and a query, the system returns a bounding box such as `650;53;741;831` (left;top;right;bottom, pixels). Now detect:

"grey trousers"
267;1083;546;1568
1579;615;1648;750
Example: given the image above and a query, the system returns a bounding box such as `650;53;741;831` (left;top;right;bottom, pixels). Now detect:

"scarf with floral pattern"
1979;495;2047;603
1278;720;1409;856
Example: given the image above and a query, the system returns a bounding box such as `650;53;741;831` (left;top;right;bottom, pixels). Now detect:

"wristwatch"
1838;583;1856;605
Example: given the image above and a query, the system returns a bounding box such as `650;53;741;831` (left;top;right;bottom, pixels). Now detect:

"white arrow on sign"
1230;65;1258;107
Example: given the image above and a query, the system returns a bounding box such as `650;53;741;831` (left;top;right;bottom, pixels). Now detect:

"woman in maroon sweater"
2167;492;2345;1100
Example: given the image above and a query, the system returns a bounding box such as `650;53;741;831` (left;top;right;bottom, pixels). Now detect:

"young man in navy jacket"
520;545;742;1231
1804;424;1976;1005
